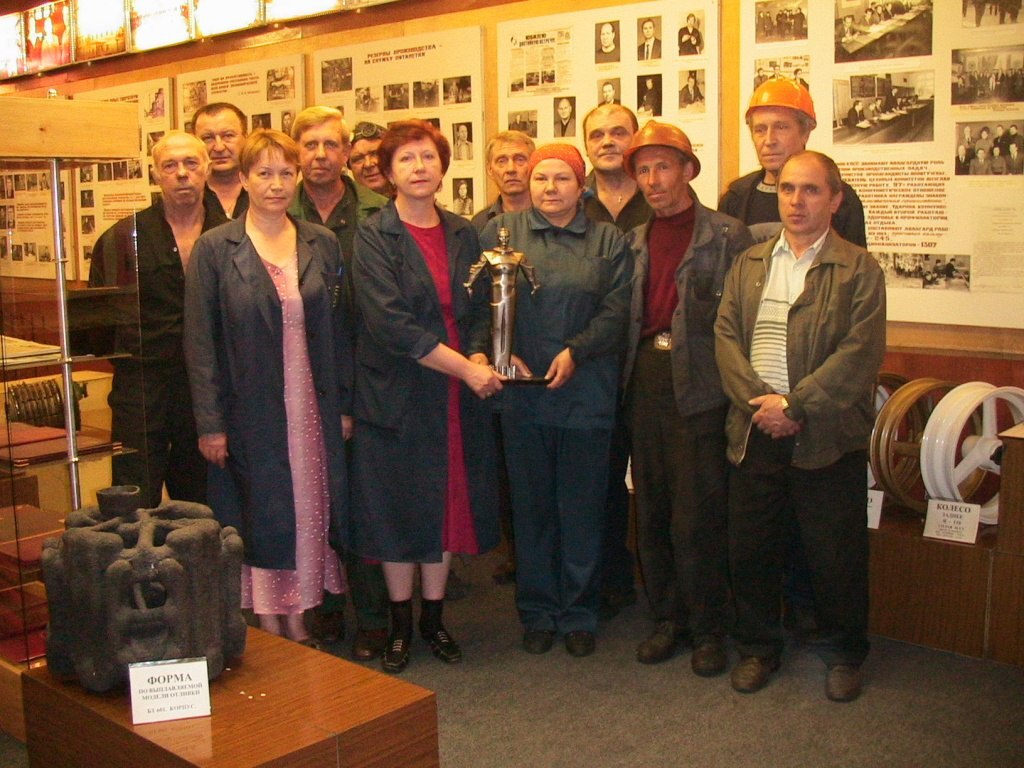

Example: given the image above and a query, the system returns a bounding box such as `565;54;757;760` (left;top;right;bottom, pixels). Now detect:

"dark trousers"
728;429;870;666
110;361;206;508
317;558;389;630
627;344;730;644
503;419;610;634
601;400;636;597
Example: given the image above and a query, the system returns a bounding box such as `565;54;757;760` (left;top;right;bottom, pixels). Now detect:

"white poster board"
737;0;1024;329
313;27;485;217
497;1;721;206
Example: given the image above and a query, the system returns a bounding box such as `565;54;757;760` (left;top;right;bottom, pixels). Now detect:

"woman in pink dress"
185;130;351;644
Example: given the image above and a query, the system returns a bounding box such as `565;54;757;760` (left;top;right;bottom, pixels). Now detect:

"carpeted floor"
4;550;1023;767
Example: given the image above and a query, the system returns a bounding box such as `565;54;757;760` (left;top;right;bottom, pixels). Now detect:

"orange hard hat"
623;120;701;179
746;78;816;127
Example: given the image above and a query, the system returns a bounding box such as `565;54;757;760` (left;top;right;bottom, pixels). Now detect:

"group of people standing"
92;76;885;704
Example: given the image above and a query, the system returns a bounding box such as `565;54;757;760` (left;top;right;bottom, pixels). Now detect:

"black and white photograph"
38;244;51;263
553;96;576;137
79;166;93;183
597;78;621;106
637;74;663;117
443;76;472;104
507;110;538;138
81;215;95;235
833;71;934;144
3;176;12;197
754;1;808;43
11;243;22;261
636;16;662;62
13;174;25;192
0;236;6;259
753;56;810;90
321;57;353;94
952;45;1024;105
954;120;1024;175
595;20;621;64
452;123;473;161
835;1;932;64
5;206;13;229
962;0;1021;28
80;189;94;208
873;252;972;291
384;82;410;111
25;174;37;192
355;86;380;112
451;178;474;217
281;110;295;135
24;242;35;260
413;80;439;108
267;67;296;101
678;69;706;113
678;11;705;56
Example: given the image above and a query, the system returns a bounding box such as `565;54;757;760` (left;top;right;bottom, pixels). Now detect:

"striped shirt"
750;230;828;394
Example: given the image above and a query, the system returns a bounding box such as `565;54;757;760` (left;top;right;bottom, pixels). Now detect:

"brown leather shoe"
636;621;680;665
351;628;388;661
691;640;727;677
825;664;863;702
730;655;780;693
310;611;345;644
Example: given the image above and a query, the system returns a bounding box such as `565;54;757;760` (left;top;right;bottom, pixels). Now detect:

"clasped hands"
749;393;802;439
466;347;576;398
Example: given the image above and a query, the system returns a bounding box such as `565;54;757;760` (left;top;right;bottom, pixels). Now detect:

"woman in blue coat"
350;119;502;673
185;130;351;645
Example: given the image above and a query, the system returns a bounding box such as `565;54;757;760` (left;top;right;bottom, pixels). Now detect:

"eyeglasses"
352;122;386;141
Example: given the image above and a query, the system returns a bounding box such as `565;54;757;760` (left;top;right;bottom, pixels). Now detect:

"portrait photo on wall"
951;45;1024;105
355;86;380;112
553;96;576;137
597;78;621;106
451;178;474;217
385;83;410;111
321;57;353;94
507;110;538;138
962;0;1021;28
954;120;1024;175
678;11;705;56
413;80;439;108
595;20;621;64
251;113;271;130
678;69;706;113
452;122;473;161
832;71;934;145
636;16;663;62
753;55;810;91
637;74;663;117
834;1;933;64
754;0;808;43
874;252;971;291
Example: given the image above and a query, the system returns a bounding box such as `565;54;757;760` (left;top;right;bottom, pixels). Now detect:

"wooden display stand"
868;423;1024;666
22;627;439;767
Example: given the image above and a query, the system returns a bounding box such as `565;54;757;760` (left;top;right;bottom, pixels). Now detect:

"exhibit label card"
129;657;211;725
923;499;980;544
866;489;883;530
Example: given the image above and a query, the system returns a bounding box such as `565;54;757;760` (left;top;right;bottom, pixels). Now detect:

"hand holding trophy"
464;226;548;384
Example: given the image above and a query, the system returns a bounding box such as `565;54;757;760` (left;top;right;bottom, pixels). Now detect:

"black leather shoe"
825;664;863;702
381;632;411;674
691;640;727;677
351;628;388;662
422;625;462;663
310;611;345;644
564;630;596;657
731;655;780;693
522;629;555;654
636;621;679;665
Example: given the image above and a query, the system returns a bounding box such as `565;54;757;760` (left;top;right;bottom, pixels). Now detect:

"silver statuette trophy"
464;226;548;384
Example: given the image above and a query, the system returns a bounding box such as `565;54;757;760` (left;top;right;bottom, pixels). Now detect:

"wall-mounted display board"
22;0;72;75
75;78;172;281
0;13;24;79
74;0;128;62
0;161;73;280
313;27;486;218
737;0;1023;329
496;1;721;206
175;54;304;134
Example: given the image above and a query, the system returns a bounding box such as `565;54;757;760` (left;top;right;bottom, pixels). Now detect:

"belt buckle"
654;331;672;351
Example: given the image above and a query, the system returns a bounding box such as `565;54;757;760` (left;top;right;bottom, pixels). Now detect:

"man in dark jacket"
89;131;226;507
621;122;752;675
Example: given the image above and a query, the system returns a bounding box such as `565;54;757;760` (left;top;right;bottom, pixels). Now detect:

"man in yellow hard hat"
719;79;866;247
621;121;753;674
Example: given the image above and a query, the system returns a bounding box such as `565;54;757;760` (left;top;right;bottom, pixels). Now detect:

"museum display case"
0;96;139;738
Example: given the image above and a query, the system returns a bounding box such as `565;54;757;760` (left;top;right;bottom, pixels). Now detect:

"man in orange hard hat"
719;79;866;247
621;121;753;674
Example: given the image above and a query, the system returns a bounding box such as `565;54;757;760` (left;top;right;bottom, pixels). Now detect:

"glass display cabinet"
0;95;140;739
